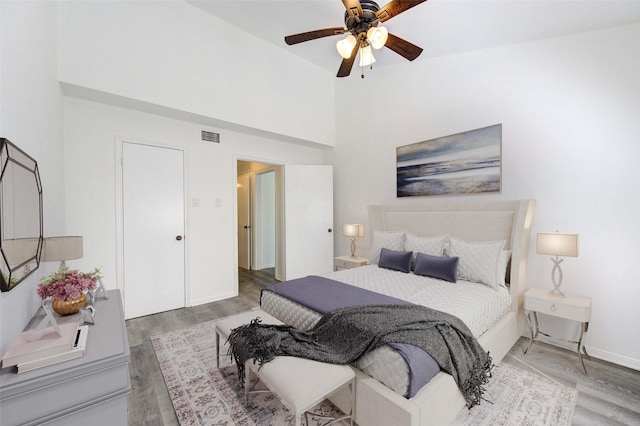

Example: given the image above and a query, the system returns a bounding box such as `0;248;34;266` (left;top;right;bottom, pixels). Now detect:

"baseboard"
189;291;237;307
586;346;640;371
521;332;640;372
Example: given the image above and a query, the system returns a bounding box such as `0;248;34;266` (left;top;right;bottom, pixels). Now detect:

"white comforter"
326;264;511;338
261;264;511;397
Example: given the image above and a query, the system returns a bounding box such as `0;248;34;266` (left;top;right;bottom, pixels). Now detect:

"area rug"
152;319;577;426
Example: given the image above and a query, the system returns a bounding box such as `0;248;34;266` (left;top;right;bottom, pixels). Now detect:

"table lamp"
537;232;579;297
42;236;83;271
342;224;364;258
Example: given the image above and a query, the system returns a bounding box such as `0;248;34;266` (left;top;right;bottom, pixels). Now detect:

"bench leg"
302;378;355;426
244;362;251;404
215;331;221;369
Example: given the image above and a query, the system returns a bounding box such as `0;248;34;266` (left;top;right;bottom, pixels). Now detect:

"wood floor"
126;268;640;425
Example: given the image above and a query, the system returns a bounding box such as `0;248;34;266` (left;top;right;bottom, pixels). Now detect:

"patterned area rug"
152;319;577;426
452;363;577;425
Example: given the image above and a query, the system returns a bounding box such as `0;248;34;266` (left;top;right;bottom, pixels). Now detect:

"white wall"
333;24;640;369
57;0;336;147
63;97;327;307
0;1;66;355
3;0;638;372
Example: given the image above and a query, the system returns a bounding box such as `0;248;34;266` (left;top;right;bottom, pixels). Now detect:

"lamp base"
549;288;565;297
550;256;565;297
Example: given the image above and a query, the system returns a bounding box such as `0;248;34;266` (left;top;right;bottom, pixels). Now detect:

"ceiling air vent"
201;130;220;143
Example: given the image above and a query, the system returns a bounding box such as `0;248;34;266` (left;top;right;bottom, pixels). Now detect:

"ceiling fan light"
367;26;388;49
359;44;376;67
336;34;357;59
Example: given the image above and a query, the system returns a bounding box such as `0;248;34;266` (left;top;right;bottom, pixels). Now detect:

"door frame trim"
232;154;284;289
115;137;189;314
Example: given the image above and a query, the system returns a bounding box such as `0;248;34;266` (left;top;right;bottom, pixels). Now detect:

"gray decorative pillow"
448;237;505;289
414;252;459;283
404;233;447;267
497;250;512;287
368;230;406;264
378;248;413;273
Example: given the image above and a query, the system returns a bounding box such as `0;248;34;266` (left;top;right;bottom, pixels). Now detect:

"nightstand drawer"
525;297;590;322
334;256;368;271
335;258;353;269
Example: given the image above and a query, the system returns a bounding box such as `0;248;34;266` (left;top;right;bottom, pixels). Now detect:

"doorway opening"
237;160;282;281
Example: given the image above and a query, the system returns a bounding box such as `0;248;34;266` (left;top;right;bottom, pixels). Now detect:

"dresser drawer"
525;297;590;322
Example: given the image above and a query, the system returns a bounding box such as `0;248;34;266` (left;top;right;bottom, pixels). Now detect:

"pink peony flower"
37;267;101;301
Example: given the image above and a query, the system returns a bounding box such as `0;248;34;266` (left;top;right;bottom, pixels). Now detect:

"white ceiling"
188;0;640;75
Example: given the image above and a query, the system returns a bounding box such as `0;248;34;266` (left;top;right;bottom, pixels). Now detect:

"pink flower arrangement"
37;267;101;301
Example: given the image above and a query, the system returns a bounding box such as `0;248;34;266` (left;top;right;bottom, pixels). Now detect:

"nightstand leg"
577;321;589;374
524;310;538;355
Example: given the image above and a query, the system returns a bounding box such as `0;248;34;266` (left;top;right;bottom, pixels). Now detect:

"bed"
260;199;536;425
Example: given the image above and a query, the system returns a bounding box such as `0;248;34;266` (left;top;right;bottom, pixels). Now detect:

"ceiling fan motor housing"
283;0;426;77
344;0;381;34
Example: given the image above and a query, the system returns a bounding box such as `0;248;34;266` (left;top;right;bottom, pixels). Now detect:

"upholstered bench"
215;309;355;426
215;308;283;368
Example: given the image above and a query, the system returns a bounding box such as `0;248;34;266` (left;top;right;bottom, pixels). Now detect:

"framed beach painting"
396;124;502;197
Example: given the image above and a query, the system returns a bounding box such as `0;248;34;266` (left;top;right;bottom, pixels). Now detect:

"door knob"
176;235;183;241
244;225;250;229
328;228;333;233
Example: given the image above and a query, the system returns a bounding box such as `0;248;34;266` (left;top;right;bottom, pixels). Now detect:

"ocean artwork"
397;124;502;197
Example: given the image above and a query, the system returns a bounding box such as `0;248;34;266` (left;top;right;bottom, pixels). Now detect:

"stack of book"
1;322;89;373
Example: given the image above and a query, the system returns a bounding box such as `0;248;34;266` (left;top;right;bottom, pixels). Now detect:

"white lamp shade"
359;45;376;67
537;232;579;257
367;26;388;49
342;224;364;238
42;236;83;262
336;34;357;59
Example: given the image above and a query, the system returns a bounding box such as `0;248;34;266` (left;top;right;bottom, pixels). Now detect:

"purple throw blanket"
261;275;441;398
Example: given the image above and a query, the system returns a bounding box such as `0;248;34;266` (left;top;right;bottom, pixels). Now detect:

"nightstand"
334;255;368;271
524;287;592;373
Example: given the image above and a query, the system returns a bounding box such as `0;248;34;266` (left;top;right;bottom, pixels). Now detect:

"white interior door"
284;165;334;280
122;142;185;318
237;172;251;269
255;170;276;269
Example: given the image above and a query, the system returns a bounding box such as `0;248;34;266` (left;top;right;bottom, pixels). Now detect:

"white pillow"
404;233;447;267
497;250;512;288
448;236;505;289
368;230;406;264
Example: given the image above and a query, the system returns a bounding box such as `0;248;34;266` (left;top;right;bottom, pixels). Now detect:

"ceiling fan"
284;0;427;78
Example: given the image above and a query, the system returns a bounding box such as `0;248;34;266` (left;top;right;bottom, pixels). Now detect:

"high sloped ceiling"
188;0;640;73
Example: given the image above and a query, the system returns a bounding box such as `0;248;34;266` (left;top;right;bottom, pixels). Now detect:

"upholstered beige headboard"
367;199;536;312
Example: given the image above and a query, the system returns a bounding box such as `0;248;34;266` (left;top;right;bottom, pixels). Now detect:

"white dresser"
0;290;130;425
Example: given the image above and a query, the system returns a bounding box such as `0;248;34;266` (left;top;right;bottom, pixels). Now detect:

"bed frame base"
328;311;523;425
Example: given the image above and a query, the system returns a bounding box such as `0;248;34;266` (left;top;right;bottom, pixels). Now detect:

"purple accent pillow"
378;248;413;273
414;252;459;282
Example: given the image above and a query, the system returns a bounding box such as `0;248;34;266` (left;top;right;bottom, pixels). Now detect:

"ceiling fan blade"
385;32;423;61
342;0;363;18
376;0;427;23
285;27;346;45
337;42;360;77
